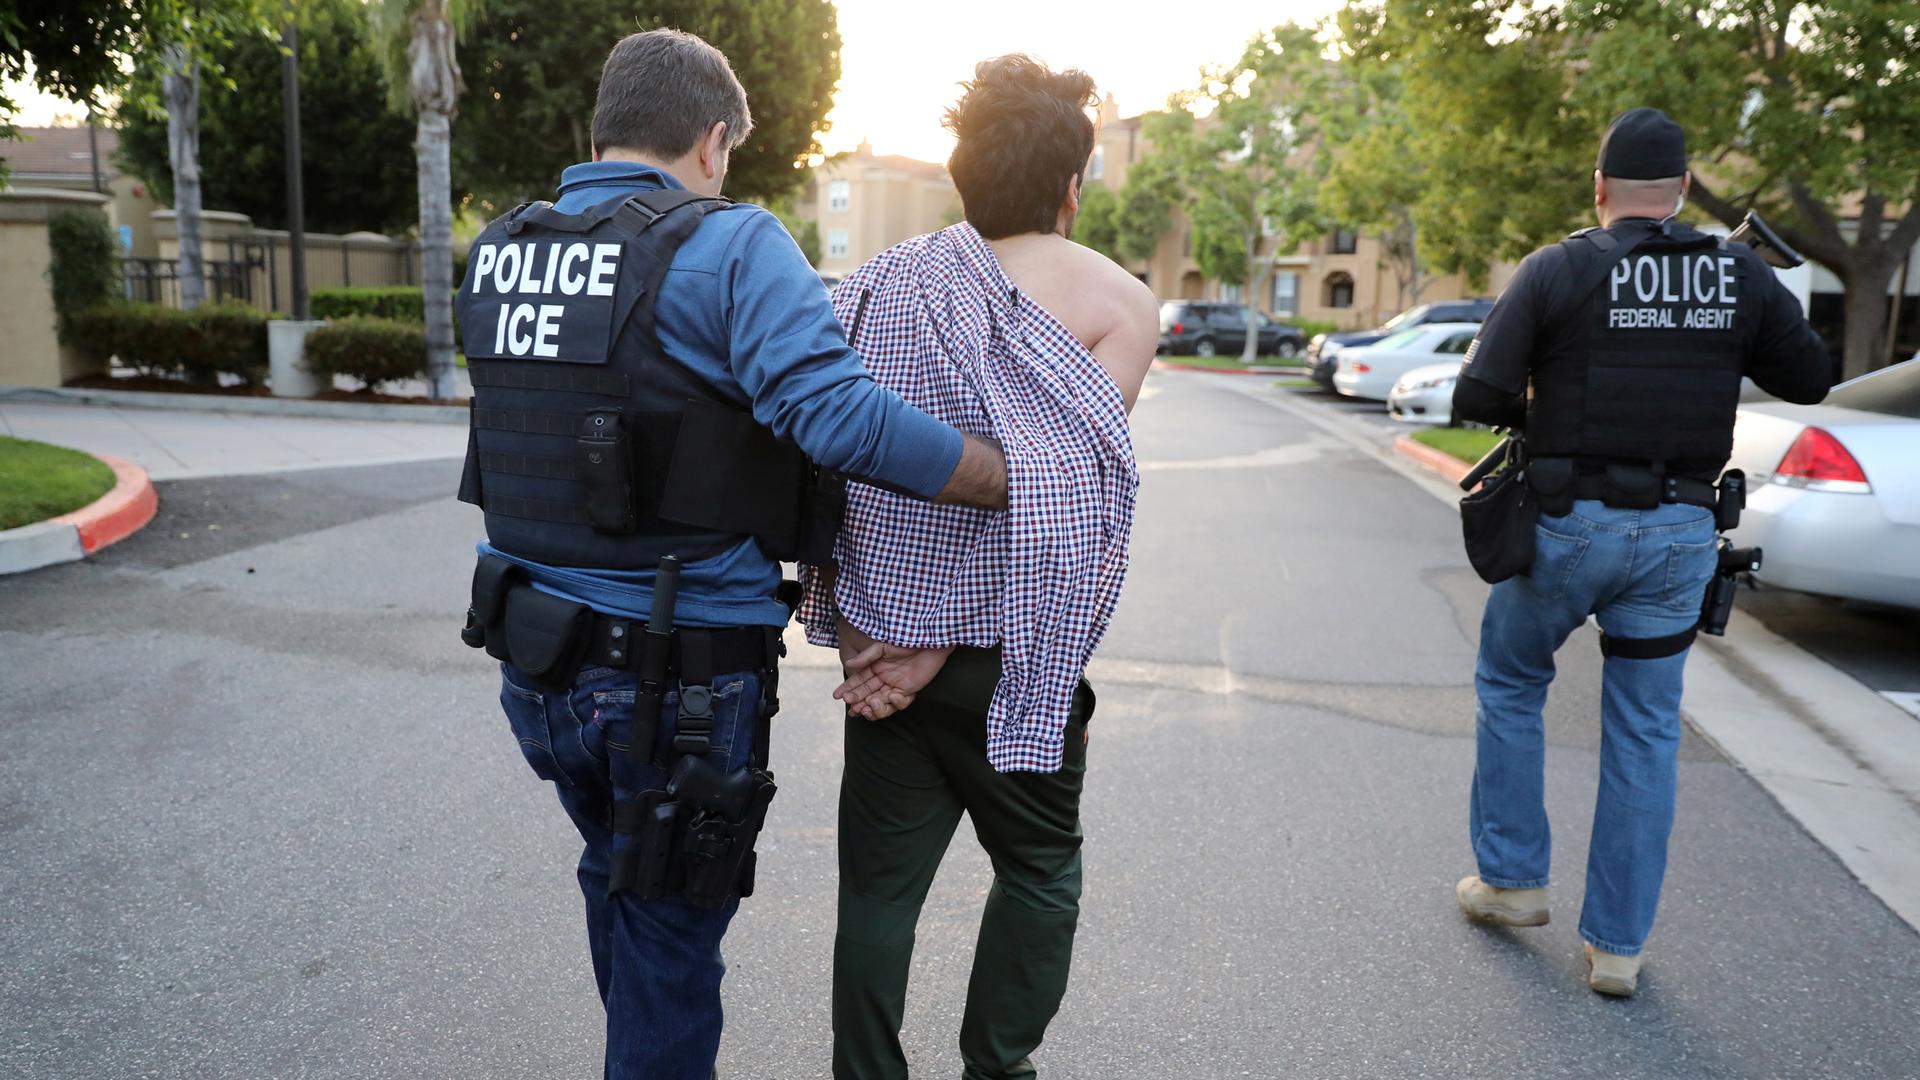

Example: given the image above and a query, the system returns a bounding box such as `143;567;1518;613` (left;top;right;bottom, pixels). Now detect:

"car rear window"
1377;328;1429;350
1824;358;1920;419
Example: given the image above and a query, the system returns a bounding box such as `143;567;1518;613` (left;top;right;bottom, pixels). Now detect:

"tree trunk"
1839;268;1892;384
417;109;458;399
163;45;205;312
408;4;464;401
1242;232;1263;364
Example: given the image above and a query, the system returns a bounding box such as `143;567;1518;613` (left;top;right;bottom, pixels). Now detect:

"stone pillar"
0;188;113;388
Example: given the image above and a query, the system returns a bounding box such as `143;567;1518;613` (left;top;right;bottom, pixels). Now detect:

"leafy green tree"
1347;0;1920;379
453;0;840;212
116;0;419;234
1;0;153;178
770;198;822;266
1074;183;1122;262
1113;154;1180;266
1311;52;1426;311
1142;24;1329;361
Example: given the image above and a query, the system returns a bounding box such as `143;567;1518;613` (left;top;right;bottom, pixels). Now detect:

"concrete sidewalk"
0;398;466;482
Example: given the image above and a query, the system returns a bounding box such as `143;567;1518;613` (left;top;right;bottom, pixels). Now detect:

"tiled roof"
0;125;121;181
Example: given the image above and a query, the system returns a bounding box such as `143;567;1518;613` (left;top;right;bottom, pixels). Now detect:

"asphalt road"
1302;384;1920;713
3;370;1917;1079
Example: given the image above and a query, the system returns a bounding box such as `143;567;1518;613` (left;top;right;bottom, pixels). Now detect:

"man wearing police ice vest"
453;30;1009;1079
1448;108;1830;997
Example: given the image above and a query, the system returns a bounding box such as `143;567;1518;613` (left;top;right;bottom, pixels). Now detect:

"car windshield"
1824;358;1920;419
1379;305;1431;332
1375;328;1430;351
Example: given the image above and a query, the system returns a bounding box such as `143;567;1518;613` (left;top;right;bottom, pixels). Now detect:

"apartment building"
793;138;961;278
1087;96;1507;331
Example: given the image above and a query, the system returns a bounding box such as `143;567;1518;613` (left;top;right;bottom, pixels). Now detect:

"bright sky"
6;0;1343;161
819;0;1344;163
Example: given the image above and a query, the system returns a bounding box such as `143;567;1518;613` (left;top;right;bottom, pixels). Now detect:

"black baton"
630;555;682;766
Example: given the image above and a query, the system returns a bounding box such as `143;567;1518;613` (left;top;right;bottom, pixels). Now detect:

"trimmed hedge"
68;303;270;386
1285;317;1341;339
310;286;426;322
301;316;427;391
47;211;122;342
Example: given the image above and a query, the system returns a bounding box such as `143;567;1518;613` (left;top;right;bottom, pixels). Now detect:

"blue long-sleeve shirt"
476;161;964;627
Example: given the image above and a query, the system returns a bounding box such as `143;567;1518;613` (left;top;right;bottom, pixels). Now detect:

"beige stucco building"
1;125;162;258
794;138;961;279
1086;96;1511;331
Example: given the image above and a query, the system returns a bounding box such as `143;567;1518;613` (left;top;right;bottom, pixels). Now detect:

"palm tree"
371;0;475;401
162;44;206;311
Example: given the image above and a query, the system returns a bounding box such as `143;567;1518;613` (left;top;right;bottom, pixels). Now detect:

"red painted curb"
1153;359;1309;377
1393;435;1473;487
50;454;158;554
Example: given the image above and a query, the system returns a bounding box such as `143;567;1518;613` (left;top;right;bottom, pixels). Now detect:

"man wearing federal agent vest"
1449;107;1830;997
453;29;1009;1079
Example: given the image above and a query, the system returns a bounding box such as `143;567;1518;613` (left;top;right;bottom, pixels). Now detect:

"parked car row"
1158;302;1309;359
1309;299;1494;390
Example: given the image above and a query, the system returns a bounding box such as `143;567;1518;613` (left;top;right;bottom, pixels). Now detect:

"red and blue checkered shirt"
798;223;1140;773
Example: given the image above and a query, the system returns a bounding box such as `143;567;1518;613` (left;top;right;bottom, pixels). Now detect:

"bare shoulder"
1069;246;1158;411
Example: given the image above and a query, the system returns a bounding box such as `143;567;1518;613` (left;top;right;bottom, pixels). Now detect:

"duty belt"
1570;472;1718;509
579;618;779;681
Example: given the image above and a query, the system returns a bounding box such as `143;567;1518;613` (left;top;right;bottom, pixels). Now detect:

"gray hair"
591;30;753;161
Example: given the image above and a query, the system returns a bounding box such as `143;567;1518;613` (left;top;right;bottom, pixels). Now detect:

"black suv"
1308;299;1495;388
1159;302;1310;359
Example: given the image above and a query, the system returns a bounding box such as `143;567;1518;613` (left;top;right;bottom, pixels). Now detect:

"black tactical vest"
1527;222;1767;479
453;188;822;569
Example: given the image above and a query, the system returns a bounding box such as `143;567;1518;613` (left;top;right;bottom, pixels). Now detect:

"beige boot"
1455;875;1550;927
1584;943;1641;998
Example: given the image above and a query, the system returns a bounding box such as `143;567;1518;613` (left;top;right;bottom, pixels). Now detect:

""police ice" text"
470;241;621;358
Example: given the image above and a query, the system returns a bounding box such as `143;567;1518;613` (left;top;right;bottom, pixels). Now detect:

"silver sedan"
1727;358;1920;610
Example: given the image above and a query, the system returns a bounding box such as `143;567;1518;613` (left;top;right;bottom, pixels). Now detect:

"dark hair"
592;30;753;162
944;55;1097;239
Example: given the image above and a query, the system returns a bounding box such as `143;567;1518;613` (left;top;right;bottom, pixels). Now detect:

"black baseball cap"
1597;108;1687;179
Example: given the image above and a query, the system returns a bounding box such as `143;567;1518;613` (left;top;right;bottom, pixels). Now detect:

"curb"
0;453;158;575
1153;360;1310;377
0;384;469;425
1392;434;1472;486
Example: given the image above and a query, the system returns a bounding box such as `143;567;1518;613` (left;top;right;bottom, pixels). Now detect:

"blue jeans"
500;661;767;1080
1470;499;1718;956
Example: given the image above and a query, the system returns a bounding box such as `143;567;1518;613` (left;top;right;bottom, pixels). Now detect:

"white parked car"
1332;323;1480;402
1726;357;1920;610
1388;360;1466;425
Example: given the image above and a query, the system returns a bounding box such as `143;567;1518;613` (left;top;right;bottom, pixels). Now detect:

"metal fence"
120;230;421;314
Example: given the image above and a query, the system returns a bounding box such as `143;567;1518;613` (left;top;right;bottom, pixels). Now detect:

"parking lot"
1280;379;1920;718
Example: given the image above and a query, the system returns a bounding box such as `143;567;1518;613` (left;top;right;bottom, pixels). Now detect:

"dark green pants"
832;647;1094;1080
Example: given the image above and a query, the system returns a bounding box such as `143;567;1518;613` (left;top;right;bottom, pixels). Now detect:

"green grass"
1273;378;1317;389
1161;354;1308;371
0;436;116;530
1410;427;1503;463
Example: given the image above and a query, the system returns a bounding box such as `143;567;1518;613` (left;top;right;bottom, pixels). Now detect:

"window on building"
1324;271;1355;309
828;180;850;212
827;229;850;258
1219;282;1244;303
1088;146;1105;181
1331;227;1358;255
1271;271;1300;316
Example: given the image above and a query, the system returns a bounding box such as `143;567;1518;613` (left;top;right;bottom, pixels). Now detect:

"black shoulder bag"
1458;226;1654;584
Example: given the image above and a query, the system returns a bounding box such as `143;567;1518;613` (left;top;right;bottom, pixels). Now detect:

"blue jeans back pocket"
1661;537;1719;612
1528;523;1590;600
501;666;577;788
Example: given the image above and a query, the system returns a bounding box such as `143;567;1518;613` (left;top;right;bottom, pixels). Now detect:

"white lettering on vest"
588;244;621;297
472;244;497;291
1610;260;1631;302
558;244;589;295
508;304;535;354
1717;256;1737;304
493;245;522;295
493;303;510;353
516;243;543;293
1693;256;1714;303
533;305;563;358
1633;256;1658;302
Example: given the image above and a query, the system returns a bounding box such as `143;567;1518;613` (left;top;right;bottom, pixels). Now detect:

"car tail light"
1351;361;1371;373
1773;427;1871;494
1171;321;1184;335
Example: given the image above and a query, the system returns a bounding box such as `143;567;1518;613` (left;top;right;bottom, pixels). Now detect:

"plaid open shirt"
797;223;1139;773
